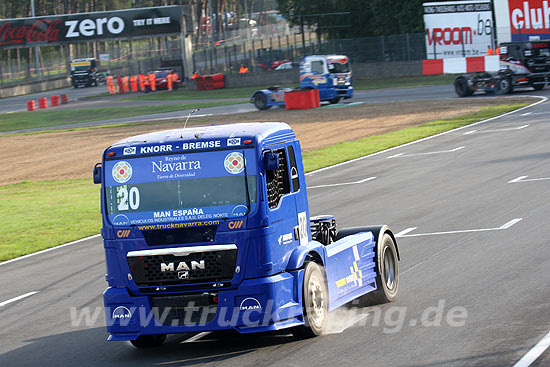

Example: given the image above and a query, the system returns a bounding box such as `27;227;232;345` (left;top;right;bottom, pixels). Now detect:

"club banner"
495;0;550;43
0;6;182;48
423;0;494;59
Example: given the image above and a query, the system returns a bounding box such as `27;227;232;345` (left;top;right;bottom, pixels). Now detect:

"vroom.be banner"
0;6;182;49
423;0;494;59
495;0;550;42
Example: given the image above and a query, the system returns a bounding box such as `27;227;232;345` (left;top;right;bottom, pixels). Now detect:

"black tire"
253;93;271;110
454;77;473;97
329;97;341;104
359;234;399;306
495;76;513;95
292;262;328;338
130;334;166;348
532;83;545;91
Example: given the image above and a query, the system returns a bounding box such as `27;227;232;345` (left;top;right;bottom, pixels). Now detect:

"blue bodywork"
98;122;383;340
251;55;353;109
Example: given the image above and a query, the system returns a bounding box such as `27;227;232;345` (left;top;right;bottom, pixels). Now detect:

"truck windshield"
328;61;350;73
103;149;257;226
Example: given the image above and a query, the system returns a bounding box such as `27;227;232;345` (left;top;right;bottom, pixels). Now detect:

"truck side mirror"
93;163;102;184
265;152;279;171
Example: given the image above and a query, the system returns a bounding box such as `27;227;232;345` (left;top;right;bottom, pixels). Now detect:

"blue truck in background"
93;122;399;348
251;55;354;110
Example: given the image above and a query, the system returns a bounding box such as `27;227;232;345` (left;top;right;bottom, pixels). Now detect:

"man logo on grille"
178;271;189;280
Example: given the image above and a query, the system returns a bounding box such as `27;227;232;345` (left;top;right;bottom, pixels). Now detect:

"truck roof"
107;122;296;155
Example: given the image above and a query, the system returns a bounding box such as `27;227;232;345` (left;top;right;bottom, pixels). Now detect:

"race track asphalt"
0;85;549;367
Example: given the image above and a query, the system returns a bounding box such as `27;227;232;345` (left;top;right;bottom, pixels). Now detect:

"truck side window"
311;60;324;74
287;145;300;192
266;148;290;209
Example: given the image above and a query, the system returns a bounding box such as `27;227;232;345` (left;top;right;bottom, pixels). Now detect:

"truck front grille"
151;293;218;326
127;248;237;286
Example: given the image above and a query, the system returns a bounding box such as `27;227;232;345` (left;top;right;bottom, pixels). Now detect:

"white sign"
423;0;494;59
99;53;110;61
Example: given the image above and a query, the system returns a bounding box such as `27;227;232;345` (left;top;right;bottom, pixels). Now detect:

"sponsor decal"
328;56;348;64
227;138;241;146
231;205;248;217
297;212;308;246
116;229;131;238
299;72;328;85
123;147;136;155
228;220;244;230
112;214;130;225
151;160;201;173
178;271;189;279
224;152;245;174
140;145;173;154
160;260;205;272
239;297;262;311
278;232;293;245
112;161;132;183
182;141;221;150
153;208;204;218
112;306;132;320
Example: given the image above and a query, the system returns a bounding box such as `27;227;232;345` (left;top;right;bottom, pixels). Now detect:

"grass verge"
302;104;527;171
0;101;245;132
0;102;528;262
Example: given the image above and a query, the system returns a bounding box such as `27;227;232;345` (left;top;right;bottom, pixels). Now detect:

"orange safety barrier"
210;73;225;89
284;89;320;110
50;95;60;107
26;100;36;111
38;97;48;109
195;74;225;91
60;94;69;104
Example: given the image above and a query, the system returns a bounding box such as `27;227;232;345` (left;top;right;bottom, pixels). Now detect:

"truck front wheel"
496;76;513;95
454;77;473;97
292;262;328;338
130;334;166;348
253;93;271;110
359;233;399;305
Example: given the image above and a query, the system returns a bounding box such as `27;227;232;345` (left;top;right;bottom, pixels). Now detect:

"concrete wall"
0;76;71;99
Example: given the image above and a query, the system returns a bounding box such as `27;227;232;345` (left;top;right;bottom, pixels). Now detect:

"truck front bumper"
104;270;304;341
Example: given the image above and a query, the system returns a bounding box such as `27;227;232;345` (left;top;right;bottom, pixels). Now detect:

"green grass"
119;84;295;101
354;75;456;90
0;179;101;262
302;104;527;172
0;103;527;262
0;101;245;132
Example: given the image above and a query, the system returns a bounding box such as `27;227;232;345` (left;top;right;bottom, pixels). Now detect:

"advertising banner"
423;0;494;59
0;6;182;48
495;0;550;43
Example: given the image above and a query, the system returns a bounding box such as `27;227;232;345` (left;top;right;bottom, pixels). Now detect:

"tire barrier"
284;89;320;110
195;74;226;91
60;94;69;104
26;100;36;111
38;97;48;109
50;95;60;107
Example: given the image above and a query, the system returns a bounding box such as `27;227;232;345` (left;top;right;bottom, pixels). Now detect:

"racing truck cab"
70;58;99;88
94;122;399;348
251;55;353;110
455;41;550;96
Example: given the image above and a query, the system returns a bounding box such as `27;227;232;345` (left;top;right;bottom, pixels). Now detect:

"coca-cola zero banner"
0;6;182;48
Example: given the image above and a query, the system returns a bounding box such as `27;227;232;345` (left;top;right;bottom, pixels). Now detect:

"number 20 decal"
117;186;140;211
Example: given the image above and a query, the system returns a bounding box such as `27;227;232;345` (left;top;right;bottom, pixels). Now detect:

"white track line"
307;177;376;189
509;176;550;183
463;124;529;135
306;96;547;177
387;146;464;159
0;291;39;307
182;332;211;343
396;218;523;238
0;234;100;267
395;227;418;237
512;329;550;367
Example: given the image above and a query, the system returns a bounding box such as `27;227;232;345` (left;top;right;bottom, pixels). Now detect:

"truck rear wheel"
496;76;513;95
130;334;166;348
359;233;399;305
329;97;341;104
454;77;473;97
292;262;328;338
253;93;271;110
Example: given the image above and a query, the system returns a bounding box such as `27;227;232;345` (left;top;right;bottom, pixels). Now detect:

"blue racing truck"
251;55;353;110
93;122;399;348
